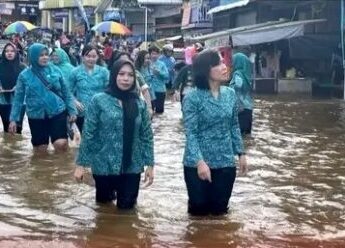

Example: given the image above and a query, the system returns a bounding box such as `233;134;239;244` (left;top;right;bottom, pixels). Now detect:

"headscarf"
0;42;24;103
51;48;74;77
28;43;50;72
231;53;252;87
106;59;139;169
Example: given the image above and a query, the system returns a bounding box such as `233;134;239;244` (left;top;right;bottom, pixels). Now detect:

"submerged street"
0;96;344;247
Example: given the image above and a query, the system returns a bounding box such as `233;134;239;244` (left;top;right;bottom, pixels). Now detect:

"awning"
208;0;251;15
190;20;284;41
190;19;326;47
137;0;182;5
232;19;326;46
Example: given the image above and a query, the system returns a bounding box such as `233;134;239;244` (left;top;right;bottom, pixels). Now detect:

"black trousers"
152;92;166;114
28;111;68;146
238;109;253;135
93;173;141;209
184;166;236;216
0;104;25;134
76;116;84;134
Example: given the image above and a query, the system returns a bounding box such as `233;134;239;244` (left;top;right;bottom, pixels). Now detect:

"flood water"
0;96;345;248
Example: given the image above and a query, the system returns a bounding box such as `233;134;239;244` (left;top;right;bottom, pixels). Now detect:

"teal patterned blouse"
10;66;77;122
140;60;169;93
68;64;109;117
76;92;154;176
182;86;245;168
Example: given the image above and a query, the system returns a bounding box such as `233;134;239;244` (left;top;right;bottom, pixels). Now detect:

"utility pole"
342;0;345;99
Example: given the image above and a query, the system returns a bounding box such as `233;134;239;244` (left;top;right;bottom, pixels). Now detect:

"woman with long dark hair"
0;42;26;133
182;49;248;216
74;59;154;209
135;50;156;109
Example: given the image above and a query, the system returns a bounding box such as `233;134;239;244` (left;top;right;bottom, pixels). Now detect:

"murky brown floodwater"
0;96;345;248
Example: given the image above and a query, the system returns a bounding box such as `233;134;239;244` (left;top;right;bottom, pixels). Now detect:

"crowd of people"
0;33;253;215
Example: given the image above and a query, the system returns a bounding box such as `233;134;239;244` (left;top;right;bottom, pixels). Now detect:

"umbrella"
3;21;37;35
91;21;132;35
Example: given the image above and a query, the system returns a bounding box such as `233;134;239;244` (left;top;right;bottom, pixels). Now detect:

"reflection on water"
0;96;345;247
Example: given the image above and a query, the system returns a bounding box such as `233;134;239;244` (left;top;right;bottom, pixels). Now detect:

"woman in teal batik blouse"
74;59;154;209
229;53;253;135
50;48;75;84
182;49;248;216
8;43;77;152
139;46;169;114
68;45;109;133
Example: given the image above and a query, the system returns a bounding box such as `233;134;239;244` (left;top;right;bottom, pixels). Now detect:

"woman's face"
150;51;160;62
38;49;50;66
143;54;150;66
50;53;60;64
116;64;135;91
83;49;98;68
209;55;229;83
4;45;16;61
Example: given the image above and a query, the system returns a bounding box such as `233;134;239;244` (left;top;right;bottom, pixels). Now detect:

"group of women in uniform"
0;41;251;215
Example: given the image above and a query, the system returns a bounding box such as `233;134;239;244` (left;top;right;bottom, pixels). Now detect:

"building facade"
204;0;342;96
181;0;214;40
39;0;101;34
0;0;40;25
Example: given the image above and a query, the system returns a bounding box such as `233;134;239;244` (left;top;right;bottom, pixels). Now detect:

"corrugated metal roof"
137;0;182;5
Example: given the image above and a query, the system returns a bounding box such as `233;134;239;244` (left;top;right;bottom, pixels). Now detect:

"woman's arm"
182;93;203;167
76;97;100;167
9;73;26;122
139;101;154;166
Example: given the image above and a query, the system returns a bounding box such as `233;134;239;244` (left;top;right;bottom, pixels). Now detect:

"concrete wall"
278;79;312;94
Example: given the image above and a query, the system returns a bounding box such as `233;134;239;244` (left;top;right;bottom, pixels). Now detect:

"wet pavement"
0;96;345;248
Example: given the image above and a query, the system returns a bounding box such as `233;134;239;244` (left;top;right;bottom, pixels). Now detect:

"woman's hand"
8;121;17;135
68;115;77;123
75;100;84;112
197;160;212;182
74;166;84;182
173;91;180;102
143;166;154;187
239;155;248;175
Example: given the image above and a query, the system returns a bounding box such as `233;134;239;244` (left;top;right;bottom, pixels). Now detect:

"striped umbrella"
3;21;37;35
91;21;132;35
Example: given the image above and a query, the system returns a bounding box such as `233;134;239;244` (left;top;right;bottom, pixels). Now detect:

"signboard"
0;3;15;9
52;10;69;19
103;9;124;22
182;2;191;27
42;32;52;43
0;3;14;15
0;9;13;15
205;35;230;48
16;2;39;16
53;22;63;30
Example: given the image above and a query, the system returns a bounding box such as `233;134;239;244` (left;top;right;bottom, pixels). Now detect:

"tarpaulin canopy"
232;19;326;46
